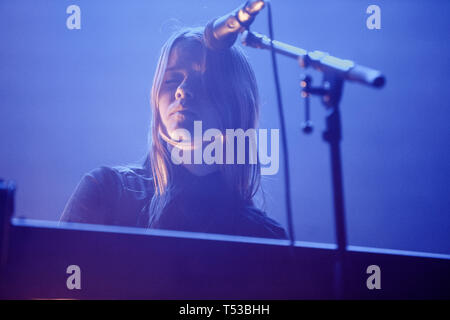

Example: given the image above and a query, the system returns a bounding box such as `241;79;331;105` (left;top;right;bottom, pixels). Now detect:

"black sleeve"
237;207;288;240
60;166;122;225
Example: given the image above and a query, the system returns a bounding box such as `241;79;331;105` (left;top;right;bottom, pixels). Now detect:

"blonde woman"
61;27;286;239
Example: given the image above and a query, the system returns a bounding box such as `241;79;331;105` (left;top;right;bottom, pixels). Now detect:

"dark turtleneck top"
60;165;287;239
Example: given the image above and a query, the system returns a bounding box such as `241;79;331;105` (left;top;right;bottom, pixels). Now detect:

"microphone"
242;31;386;88
204;0;265;51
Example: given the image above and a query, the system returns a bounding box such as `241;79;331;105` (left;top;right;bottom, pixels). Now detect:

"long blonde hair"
147;27;261;226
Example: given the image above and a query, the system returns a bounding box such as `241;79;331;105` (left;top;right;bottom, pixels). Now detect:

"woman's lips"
170;107;197;117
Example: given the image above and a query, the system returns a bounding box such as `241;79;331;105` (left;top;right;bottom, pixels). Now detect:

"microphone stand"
242;31;385;298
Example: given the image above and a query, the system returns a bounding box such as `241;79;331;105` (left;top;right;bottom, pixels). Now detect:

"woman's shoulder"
60;165;154;226
236;205;288;240
86;165;153;190
87;164;151;180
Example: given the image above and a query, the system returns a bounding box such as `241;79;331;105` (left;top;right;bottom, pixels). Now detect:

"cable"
266;1;295;245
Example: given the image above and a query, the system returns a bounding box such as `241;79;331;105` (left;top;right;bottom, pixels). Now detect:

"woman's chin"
168;124;194;141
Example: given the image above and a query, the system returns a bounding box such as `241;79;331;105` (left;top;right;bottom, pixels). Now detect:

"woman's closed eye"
164;78;181;86
163;71;184;86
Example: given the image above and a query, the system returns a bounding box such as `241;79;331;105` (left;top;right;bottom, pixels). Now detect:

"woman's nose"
175;81;194;100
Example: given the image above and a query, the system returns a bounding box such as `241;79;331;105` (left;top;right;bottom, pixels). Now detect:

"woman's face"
158;38;221;140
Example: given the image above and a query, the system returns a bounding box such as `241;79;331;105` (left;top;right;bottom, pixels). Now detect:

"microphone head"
203;1;266;51
373;75;386;88
204;19;238;51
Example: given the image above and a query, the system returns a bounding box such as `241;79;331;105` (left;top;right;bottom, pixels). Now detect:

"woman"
60;27;286;239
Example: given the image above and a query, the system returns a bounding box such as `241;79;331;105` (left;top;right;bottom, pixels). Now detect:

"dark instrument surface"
0;219;449;299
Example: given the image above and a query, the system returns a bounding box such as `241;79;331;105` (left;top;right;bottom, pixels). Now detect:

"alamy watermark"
168;121;279;175
66;264;81;290
366;264;381;290
66;5;81;30
366;5;381;30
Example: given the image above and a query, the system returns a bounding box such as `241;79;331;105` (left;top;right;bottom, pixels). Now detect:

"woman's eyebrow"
165;67;190;75
166;62;203;73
